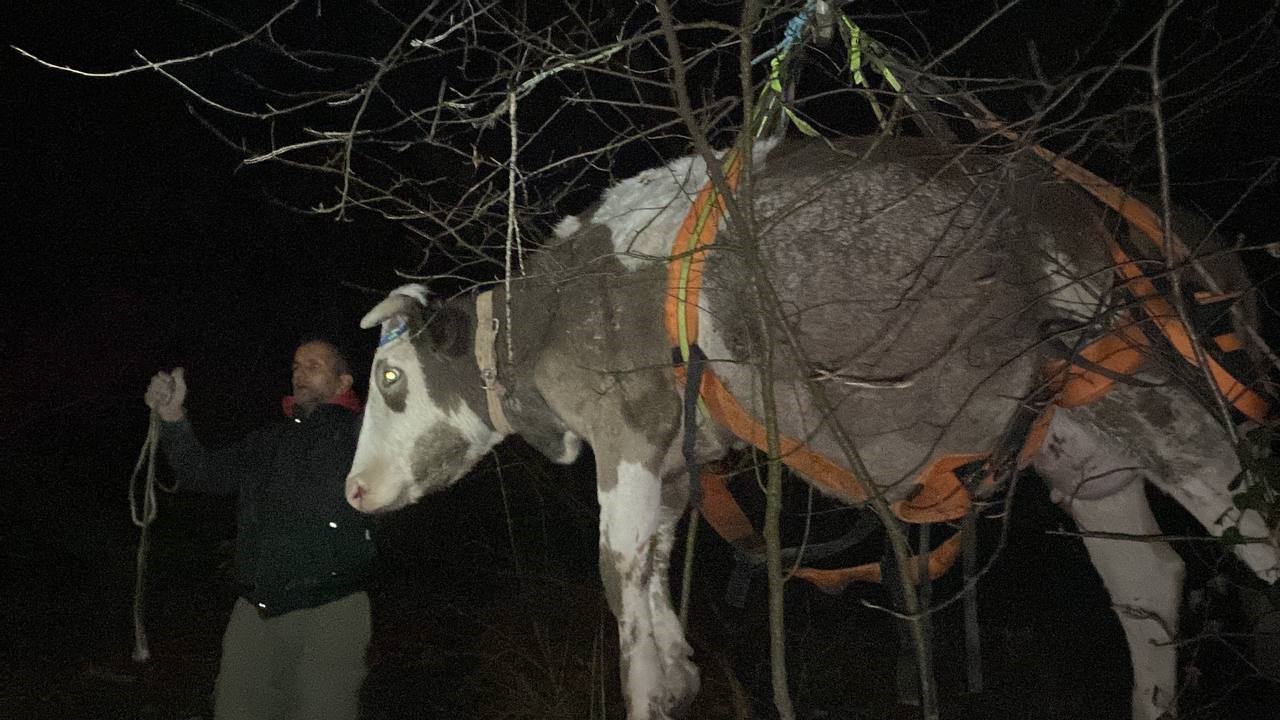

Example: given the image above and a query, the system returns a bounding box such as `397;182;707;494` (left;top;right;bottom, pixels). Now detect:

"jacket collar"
281;387;364;418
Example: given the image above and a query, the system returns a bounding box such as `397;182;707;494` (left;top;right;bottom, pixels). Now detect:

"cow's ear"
423;303;472;358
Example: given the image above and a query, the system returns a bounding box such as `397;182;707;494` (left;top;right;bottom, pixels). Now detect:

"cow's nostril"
346;476;367;510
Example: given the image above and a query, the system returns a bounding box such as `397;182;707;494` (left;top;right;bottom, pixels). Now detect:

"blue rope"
751;1;814;66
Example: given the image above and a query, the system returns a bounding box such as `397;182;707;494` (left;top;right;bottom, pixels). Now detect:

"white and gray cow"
346;136;1280;720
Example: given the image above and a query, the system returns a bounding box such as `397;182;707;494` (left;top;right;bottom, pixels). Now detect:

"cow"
345;136;1280;720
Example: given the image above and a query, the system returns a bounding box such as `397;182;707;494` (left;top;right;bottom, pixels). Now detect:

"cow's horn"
360;283;429;329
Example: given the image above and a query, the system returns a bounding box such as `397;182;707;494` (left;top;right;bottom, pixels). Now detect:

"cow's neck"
476;279;579;462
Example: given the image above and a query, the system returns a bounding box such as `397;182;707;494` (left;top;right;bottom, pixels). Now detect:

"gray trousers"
213;592;370;720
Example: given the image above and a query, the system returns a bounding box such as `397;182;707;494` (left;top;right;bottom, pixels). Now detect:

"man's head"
291;339;354;415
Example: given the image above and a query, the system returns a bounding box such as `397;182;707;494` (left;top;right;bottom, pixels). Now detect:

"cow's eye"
382;368;402;386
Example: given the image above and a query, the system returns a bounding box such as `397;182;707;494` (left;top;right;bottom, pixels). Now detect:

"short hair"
296;336;352;377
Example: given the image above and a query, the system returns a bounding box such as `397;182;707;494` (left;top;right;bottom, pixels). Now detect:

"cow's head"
346;284;505;513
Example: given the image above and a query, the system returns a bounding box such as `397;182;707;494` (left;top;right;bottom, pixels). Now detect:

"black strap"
721;508;882;607
679;343;709;505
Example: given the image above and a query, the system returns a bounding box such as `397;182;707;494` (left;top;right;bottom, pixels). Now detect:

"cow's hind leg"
1063;480;1184;720
597;451;699;719
1036;409;1183;720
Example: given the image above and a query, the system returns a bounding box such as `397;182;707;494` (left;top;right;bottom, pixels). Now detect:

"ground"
5;440;1280;720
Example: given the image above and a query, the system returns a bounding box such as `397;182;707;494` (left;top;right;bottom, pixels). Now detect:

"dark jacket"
160;403;375;616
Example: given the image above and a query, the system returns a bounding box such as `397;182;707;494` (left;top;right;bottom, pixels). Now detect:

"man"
145;338;375;720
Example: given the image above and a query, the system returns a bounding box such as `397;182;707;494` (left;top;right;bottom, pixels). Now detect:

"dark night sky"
4;2;415;447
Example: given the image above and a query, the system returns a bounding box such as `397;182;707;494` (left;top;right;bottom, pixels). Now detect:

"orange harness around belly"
665;146;1268;593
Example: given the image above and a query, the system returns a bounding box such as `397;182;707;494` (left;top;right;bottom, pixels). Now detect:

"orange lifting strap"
791;533;963;592
1045;323;1149;409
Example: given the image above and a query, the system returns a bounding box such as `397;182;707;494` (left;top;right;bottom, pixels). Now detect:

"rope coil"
127;411;179;662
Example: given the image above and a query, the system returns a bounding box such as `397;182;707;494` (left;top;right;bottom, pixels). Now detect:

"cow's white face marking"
346;331;503;513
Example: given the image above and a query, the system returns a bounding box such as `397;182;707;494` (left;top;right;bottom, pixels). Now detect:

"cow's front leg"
596;447;699;720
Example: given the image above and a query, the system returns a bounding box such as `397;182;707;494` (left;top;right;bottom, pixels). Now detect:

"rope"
751;1;815;66
127;411;179;662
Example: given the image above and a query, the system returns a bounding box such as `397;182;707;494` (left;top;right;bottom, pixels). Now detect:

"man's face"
292;341;352;411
